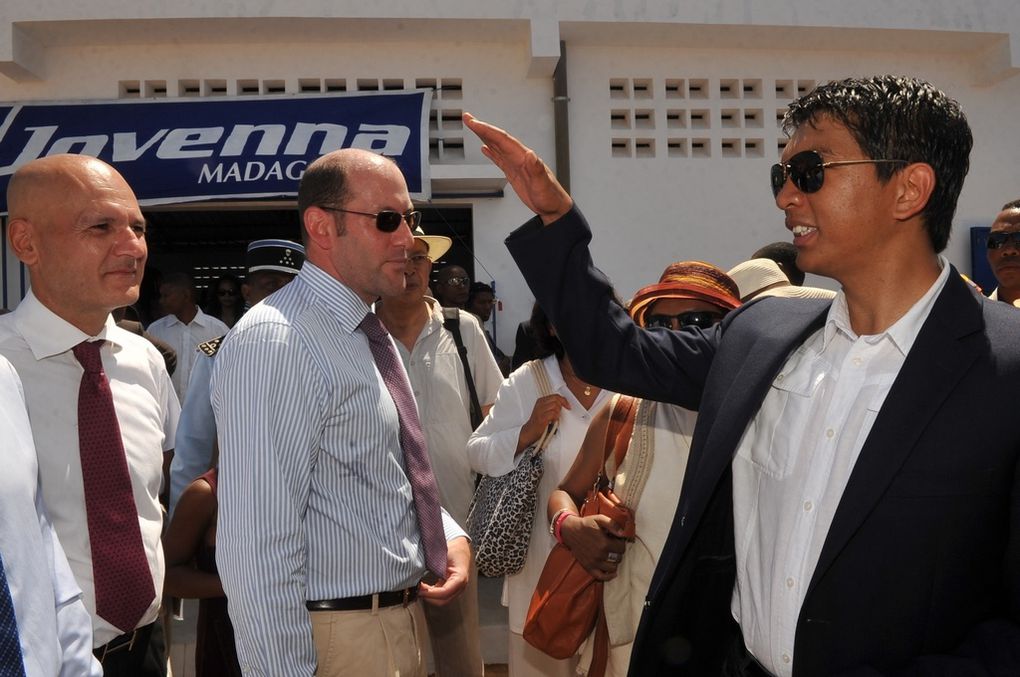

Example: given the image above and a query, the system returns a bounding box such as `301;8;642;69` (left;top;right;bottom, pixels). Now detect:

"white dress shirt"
0;356;101;677
0;291;180;647
467;356;612;633
731;260;950;676
395;299;503;523
211;262;466;675
147;306;229;402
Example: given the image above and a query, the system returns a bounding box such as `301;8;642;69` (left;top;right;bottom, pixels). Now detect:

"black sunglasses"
987;231;1020;250
319;206;422;232
771;150;907;197
645;311;723;331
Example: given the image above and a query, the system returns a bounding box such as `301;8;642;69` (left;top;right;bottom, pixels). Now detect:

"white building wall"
563;42;1020;300
0;3;1017;348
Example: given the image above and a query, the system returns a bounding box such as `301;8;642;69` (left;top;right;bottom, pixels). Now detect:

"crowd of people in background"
0;72;1019;677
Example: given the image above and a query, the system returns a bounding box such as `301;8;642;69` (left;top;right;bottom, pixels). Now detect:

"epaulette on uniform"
198;336;224;357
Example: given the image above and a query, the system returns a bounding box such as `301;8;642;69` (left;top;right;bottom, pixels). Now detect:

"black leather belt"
306;587;418;612
94;622;154;663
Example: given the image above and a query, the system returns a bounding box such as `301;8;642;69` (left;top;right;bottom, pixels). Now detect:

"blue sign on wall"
0;90;431;213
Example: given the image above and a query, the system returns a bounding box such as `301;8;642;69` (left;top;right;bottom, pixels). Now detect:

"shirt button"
825;428;834;438
786;577;795;589
775;373;785;382
782;653;791;664
852;356;863;366
803;501;813;512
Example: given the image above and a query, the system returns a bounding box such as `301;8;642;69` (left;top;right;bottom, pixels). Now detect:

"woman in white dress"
468;303;613;677
547;261;742;677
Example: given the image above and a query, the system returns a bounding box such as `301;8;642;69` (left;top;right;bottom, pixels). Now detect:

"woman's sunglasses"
770;150;907;197
645;311;723;331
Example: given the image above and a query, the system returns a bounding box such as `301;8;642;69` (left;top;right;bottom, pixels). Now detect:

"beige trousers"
422;562;484;677
310;598;428;677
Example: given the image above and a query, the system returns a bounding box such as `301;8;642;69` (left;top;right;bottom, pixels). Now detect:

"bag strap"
604;394;638;477
443;308;484;429
529;358;555;397
527;359;559;454
589;585;610;677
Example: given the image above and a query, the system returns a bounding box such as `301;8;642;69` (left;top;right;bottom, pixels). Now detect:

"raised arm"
463;113;573;224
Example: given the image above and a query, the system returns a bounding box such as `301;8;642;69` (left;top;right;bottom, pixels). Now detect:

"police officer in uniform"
168;239;305;515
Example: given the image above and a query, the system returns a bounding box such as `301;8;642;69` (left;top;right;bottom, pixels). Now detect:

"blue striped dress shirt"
210;262;465;674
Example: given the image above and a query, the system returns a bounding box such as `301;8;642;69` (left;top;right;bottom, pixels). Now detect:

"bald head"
8;154;134;223
6;154;147;334
297;149;399;229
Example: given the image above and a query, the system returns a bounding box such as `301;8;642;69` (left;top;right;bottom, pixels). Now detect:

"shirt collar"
298;261;373;335
822;256;950;355
12;290;123;360
163;306;215;328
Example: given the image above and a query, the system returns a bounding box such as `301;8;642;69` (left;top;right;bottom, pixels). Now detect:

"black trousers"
93;621;167;677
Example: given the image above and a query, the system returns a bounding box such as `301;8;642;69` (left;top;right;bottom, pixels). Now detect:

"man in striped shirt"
211;148;470;676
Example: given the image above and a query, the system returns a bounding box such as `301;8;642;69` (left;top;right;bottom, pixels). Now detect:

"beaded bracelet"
551;509;574;545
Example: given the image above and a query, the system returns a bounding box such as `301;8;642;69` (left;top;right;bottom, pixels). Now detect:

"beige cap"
413;225;452;262
727;258;836;302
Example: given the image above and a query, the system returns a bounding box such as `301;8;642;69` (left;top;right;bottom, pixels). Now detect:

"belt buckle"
402;587;411;608
98;629;138;662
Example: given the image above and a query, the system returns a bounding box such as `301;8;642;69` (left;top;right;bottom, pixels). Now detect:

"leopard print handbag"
467;359;558;577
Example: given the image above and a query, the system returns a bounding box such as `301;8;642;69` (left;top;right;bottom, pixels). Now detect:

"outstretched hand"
463;112;573;224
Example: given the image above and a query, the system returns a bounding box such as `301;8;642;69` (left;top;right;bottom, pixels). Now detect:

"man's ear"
7;218;39;266
892;162;935;223
303;207;337;251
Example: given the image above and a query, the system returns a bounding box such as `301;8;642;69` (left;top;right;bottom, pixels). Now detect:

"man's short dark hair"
1001;199;1020;211
161;271;194;292
751;242;804;286
783;75;972;253
297;156;352;242
467;282;494;305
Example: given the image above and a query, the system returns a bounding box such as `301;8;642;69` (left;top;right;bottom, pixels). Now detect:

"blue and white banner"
0;90;431;212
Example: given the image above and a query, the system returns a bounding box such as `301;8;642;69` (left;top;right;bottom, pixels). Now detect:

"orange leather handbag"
523;395;637;676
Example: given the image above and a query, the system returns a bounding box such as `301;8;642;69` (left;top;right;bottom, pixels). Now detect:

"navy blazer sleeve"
506;206;720;410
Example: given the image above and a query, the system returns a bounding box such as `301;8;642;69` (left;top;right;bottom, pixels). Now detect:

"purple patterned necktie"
72;340;155;633
0;553;26;677
360;313;448;578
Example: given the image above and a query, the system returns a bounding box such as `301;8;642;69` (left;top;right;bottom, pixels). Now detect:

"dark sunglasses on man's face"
986;231;1020;250
770;150;907;198
645;311;723;331
319;206;422;233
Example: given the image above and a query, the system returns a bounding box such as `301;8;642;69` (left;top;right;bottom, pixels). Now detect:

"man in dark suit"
465;75;1020;675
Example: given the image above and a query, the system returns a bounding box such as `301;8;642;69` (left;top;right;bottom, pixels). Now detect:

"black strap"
442;308;484;429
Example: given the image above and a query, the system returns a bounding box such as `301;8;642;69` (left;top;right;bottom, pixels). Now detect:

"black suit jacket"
507;207;1020;676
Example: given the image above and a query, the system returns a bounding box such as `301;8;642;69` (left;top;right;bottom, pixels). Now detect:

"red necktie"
72;340;155;633
360;313;448;579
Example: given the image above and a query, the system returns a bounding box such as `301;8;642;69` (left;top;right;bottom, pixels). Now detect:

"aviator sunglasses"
319;206;422;232
645;311;723;331
771;150;907;197
986;231;1020;250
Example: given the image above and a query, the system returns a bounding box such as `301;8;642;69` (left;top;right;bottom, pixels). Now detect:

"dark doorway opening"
138;203;473;325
